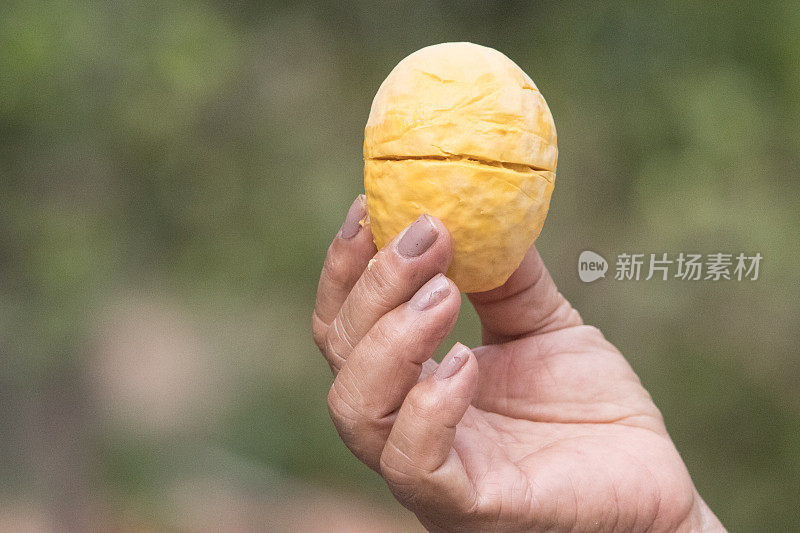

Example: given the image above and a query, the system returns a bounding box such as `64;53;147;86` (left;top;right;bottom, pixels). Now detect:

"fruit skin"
364;42;557;292
366;158;554;292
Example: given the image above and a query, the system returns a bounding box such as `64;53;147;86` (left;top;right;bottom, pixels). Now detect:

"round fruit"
364;42;557;292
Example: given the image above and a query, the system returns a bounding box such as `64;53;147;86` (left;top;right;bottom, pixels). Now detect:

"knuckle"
552;298;581;325
326;383;344;418
574;324;613;349
564;305;584;327
324;318;352;366
361;253;404;306
327;381;363;435
581;324;604;339
407;385;440;420
322;246;354;289
363;317;401;353
380;445;422;501
380;449;412;484
313;331;326;353
311;313;328;352
327;379;387;465
337;309;359;344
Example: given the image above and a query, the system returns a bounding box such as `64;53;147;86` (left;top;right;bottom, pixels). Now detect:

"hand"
312;196;725;532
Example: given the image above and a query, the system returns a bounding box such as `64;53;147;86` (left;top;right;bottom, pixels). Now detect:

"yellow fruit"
364;42;557;292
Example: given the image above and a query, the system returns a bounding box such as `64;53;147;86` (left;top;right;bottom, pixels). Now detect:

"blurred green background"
2;1;799;531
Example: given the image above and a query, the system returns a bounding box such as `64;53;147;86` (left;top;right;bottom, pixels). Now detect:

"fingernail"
435;343;470;380
397;214;438;257
410;273;451;311
340;195;366;240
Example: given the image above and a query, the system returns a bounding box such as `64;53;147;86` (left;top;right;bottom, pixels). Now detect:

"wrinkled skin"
312;198;725;532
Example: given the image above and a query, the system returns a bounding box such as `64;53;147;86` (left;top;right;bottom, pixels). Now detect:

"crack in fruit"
366;154;552;174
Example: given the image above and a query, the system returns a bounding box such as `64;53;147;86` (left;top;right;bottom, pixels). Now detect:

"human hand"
312;196;725;532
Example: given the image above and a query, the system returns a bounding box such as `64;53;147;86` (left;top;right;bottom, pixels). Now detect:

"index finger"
312;195;377;350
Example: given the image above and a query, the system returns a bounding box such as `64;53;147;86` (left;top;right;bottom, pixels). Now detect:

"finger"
312;195;376;353
327;274;460;470
467;245;582;344
379;343;478;512
323;214;453;371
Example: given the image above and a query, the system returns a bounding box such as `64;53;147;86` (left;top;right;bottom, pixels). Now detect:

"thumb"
379;343;478;514
468;245;582;344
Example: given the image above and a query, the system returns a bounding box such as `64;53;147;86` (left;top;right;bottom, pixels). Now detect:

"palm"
424;328;697;531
